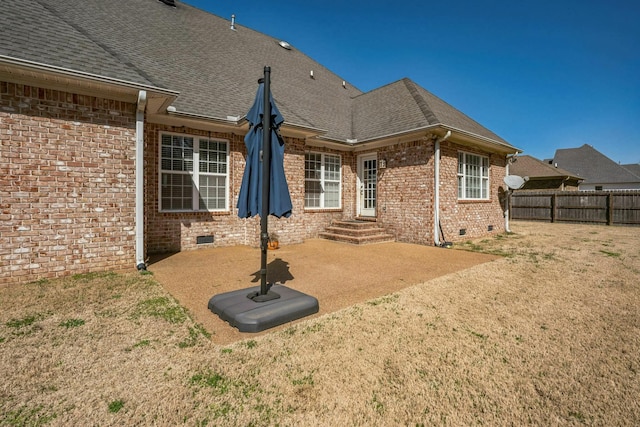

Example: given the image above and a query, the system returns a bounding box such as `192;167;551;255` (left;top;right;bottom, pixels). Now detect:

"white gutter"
314;124;520;153
135;90;147;270
314;124;441;146
0;55;179;98
433;130;451;246
166;107;245;125
165;108;329;139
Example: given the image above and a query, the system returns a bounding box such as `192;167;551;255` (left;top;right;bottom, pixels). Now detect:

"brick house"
1;0;519;285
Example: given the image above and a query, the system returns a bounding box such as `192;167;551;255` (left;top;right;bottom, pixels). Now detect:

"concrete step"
319;220;395;245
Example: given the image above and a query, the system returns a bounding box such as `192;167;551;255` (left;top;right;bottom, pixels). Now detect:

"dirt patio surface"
148;239;498;344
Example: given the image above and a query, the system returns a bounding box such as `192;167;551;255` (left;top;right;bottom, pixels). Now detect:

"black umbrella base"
208;285;319;333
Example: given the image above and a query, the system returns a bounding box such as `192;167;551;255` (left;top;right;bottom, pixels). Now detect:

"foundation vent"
197;235;214;245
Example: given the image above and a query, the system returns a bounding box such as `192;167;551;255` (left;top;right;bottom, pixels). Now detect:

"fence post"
607;193;614;225
551;193;557;223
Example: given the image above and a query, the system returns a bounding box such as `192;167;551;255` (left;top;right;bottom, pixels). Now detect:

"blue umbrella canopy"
237;81;292;219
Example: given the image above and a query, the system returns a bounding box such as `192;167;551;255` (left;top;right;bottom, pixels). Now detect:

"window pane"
199;138;227;176
161;173;192;210
162;135;194;172
324;182;340;208
304;180;321;208
324;155;340;181
305;153;321;180
199;175;226;210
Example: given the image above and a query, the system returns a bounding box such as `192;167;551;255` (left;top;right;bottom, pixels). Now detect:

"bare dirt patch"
1;221;639;426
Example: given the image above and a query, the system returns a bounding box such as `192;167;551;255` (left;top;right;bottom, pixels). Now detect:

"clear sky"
187;0;640;165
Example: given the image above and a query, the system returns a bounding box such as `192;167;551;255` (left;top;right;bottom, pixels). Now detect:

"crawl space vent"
197;235;214;245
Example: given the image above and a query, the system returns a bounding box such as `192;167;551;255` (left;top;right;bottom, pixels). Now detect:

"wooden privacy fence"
510;190;640;226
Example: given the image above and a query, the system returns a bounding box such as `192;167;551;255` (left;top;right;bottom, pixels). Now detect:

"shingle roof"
0;0;155;86
510;155;580;179
621;163;640;178
1;0;513;148
351;79;509;144
553;144;640;184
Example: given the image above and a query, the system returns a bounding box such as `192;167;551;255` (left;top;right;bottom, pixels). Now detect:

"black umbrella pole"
255;66;279;302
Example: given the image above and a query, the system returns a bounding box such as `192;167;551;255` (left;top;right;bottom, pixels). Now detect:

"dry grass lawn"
1;221;639;426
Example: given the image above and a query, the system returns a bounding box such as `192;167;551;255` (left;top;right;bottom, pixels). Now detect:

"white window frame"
457;151;490;200
158;132;230;212
304;152;342;209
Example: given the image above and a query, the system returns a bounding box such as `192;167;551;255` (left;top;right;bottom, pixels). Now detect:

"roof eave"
311;124;520;154
0;55;178;112
438;124;520;154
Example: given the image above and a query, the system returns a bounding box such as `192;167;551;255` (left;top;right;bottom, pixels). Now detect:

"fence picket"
510;190;640;226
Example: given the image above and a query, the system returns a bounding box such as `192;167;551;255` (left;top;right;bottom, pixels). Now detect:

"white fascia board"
0;55;178;105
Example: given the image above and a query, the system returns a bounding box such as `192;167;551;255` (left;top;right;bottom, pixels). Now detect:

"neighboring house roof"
1;0;514;150
553;144;640;185
509;155;581;190
510;155;580;180
621;163;640;178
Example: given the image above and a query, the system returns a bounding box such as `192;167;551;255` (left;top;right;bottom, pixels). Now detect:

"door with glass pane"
358;154;377;217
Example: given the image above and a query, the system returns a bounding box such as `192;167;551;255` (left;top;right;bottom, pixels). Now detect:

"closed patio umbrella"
208;67;318;332
237;66;292;300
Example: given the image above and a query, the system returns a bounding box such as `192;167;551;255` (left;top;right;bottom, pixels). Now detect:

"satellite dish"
504;175;526;190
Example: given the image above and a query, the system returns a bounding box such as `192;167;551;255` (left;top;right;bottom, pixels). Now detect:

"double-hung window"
305;152;341;209
159;133;229;212
457;151;489;200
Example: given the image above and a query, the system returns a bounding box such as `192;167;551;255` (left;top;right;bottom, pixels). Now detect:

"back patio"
148;239;497;344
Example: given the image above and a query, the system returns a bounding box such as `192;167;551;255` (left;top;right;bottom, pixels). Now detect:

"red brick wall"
144;125;348;254
1;82;137;285
376;141;435;244
439;141;507;243
375;138;507;246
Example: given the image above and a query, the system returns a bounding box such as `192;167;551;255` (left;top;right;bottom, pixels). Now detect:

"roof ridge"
401;78;439;125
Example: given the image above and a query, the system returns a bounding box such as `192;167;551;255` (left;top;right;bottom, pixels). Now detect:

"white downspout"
433;130;451;246
136;90;147;270
504;155;512;233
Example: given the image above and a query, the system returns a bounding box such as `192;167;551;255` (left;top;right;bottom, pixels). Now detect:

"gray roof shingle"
510;155;580;179
0;0;155;86
352;79;509;144
553;144;640;184
2;0;513;148
621;163;640;178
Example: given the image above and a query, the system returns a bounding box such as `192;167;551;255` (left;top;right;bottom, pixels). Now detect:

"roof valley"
33;0;156;87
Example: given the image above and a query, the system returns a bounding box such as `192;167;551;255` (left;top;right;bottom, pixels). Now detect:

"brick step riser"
330;221;381;230
324;227;388;237
318;233;395;245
